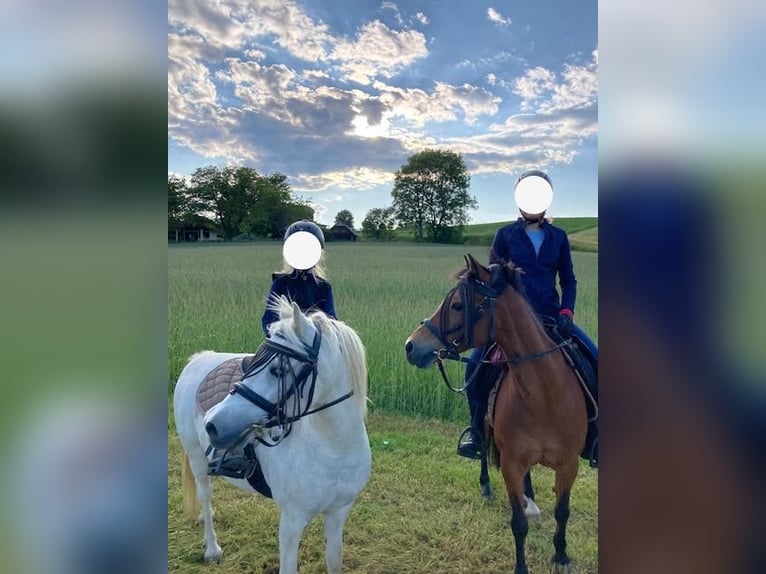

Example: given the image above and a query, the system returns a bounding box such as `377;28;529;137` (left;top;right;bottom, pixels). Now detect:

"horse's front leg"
500;463;530;574
278;509;309;574
323;502;353;574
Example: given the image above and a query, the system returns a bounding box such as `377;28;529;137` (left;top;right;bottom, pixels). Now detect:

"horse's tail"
182;453;200;519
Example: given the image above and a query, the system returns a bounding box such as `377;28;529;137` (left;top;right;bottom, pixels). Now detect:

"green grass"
168;242;598;572
388;218;598;251
169;242;597;422
168;413;598;573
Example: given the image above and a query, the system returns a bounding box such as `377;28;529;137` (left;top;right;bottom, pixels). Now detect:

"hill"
391;217;598;251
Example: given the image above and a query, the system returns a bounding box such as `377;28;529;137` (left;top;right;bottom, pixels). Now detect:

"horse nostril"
405;341;413;354
205;422;217;440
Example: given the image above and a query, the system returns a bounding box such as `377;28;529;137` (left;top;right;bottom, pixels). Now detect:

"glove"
557;309;574;338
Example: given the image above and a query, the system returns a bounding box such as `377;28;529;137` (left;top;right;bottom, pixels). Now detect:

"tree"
333;209;354;229
391;149;476;242
361;207;396;240
188;165;258;240
247;173;314;238
168;175;190;228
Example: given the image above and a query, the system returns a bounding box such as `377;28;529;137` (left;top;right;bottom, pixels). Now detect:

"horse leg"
550;459;578;573
479;449;493;499
187;448;223;563
278;509;309;574
323;502;353;574
502;466;530;574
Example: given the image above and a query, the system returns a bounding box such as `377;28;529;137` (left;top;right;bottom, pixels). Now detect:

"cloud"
415;12;429;25
487;7;512;27
513;50;598;114
330;20;428;85
487;73;497;86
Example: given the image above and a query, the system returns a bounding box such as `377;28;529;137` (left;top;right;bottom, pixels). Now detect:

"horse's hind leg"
479;450;493;499
187;448;223;563
323;502;354;574
551;458;579;573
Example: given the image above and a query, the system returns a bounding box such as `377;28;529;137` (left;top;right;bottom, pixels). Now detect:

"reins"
230;328;354;447
423;266;575;394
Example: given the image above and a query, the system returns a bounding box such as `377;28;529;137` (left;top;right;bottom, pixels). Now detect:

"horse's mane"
266;295;368;417
451;259;527;296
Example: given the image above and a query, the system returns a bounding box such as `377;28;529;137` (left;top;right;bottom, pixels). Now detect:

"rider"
456;170;598;497
261;220;336;336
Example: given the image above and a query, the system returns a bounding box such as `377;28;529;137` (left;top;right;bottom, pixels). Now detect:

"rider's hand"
557;309;574;337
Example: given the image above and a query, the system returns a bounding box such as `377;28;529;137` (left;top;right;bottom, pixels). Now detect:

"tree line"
169;165;313;241
170;149;477;243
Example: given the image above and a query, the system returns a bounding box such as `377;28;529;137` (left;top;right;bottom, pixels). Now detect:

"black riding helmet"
284;220;325;248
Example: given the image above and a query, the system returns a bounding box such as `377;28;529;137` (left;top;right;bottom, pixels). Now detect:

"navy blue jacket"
490;219;576;318
261;270;336;336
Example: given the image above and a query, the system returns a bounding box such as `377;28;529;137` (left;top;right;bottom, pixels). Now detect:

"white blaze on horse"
173;297;371;574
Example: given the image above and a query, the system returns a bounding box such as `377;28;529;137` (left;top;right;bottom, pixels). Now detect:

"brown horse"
404;254;587;574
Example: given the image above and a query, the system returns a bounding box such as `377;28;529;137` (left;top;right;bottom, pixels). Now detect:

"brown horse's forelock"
450;259;526;297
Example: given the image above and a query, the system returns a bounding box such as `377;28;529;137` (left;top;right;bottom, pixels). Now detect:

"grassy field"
168;242;597;421
390;218;598;251
168;242;598;572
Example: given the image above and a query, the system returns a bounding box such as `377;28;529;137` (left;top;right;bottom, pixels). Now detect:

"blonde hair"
279;250;328;280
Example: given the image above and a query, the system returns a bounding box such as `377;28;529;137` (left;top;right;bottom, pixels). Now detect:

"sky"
168;0;597;226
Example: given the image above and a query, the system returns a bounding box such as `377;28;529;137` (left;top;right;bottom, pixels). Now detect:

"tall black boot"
457;399;485;459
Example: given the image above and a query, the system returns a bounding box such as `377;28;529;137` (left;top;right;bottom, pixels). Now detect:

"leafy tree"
188;165;258;240
391;149;476;242
168;175;190;228
247;173;314;238
361;207;396;240
333;209;354;229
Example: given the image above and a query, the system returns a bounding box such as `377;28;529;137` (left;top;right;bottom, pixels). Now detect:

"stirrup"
588;437;598;469
456;426;482;460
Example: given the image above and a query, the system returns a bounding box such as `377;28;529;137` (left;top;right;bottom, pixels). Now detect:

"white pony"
173;298;371;574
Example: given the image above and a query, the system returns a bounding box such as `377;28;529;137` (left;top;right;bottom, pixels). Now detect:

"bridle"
421;264;572;393
206;325;355;480
230;327;353;447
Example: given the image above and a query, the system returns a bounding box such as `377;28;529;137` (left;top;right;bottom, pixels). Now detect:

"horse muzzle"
404;338;437;369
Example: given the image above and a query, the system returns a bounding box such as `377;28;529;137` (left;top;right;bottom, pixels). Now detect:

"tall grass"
169;242;597;423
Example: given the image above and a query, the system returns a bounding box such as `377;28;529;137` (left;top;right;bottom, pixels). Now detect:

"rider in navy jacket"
261;270;336;336
261;220;337;337
489;219;576;318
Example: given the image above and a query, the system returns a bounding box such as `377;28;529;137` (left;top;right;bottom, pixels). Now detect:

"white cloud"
487;73;497;86
415;12;429;25
513;50;598;114
294;167;394;192
330;20;428;85
487;7;512;27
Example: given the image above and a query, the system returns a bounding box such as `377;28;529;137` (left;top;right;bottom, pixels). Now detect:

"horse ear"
292;301;310;339
465;253;480;275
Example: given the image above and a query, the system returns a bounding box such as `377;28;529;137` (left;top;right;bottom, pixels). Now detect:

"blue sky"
169;0;597;225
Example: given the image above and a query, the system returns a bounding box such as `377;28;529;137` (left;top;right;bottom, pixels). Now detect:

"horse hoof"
550;561;572;574
481;485;494;500
204;547;223;563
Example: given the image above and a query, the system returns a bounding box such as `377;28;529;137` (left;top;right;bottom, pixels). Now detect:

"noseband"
421;266;506;391
230;328;353;447
422;264;571;392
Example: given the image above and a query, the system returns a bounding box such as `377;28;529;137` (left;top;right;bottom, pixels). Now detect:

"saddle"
482;330;599;468
197;356;273;497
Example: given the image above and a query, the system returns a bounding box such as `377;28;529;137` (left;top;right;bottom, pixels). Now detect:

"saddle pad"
197;357;246;413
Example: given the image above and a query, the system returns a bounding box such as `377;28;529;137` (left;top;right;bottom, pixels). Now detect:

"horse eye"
451;302;464;312
269;366;283;377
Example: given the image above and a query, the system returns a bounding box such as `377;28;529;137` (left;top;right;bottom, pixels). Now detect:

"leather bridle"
230;328;353;447
421;264;571;392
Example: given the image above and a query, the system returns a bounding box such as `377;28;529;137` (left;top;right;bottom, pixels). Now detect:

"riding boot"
457;399;485;459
